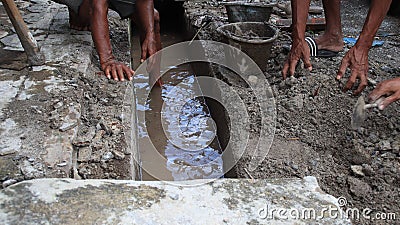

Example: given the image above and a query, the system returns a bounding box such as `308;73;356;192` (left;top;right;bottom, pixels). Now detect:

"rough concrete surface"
0;0;134;186
0;177;351;225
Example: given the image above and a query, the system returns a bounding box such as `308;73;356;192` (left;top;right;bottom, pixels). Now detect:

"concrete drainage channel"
125;2;237;181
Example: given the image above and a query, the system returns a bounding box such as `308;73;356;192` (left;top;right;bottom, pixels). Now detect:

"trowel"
351;96;384;130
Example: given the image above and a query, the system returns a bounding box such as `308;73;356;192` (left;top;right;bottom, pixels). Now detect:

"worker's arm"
282;0;312;79
134;0;158;62
337;0;392;95
90;0;134;81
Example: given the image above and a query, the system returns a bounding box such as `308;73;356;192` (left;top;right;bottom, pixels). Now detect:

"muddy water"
130;29;225;181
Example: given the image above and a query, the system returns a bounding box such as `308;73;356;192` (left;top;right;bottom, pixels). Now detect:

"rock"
2;179;17;188
350;165;365;176
59;122;78;132
0;34;23;51
351;141;372;164
392;140;399;154
310;117;318;125
112;150;125;160
347;176;372;197
247;75;258;85
99;120;113;135
0;30;8;39
72;138;91;147
362;164;374;176
20;160;43;179
378;140;392;151
53;101;64;109
381;152;396;159
57;162;68;167
78;147;92;162
102;152;114;161
169;193;179;200
368;133;379;143
291;164;299;171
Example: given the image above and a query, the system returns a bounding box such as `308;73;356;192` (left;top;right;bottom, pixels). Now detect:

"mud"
184;0;399;224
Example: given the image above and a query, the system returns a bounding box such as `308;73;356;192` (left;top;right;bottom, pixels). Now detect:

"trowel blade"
351;96;366;130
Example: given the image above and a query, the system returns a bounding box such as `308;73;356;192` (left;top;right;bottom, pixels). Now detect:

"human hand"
336;45;369;95
101;60;134;81
141;32;162;87
140;32;158;63
282;38;312;79
368;77;400;110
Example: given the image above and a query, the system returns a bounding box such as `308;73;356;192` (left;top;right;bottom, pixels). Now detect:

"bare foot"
68;0;91;31
315;33;344;52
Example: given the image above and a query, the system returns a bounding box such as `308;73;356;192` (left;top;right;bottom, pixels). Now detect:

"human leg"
316;0;344;52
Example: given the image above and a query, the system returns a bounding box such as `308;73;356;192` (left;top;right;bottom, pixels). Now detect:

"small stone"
99;120;113;135
96;123;102;131
57;162;68;167
112;128;121;135
391;141;399;154
351;165;365;176
0;30;8;39
72;137;91;147
381;152;396;159
291;164;299;171
0;34;23;51
347;176;372;197
28;158;35;162
351;140;372;164
169;193;179;200
112;150;125;160
102;152;114;161
2;179;17;188
378;140;392;151
59;122;77;132
285;76;298;86
362;164;374;176
53;101;64;109
310;117;318;125
78;147;92;162
368;133;379;143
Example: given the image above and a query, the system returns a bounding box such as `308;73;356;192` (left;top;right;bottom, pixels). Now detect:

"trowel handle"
364;103;378;109
364;97;385;109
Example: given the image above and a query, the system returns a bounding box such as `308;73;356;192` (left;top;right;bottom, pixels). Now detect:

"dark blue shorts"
55;0;136;19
